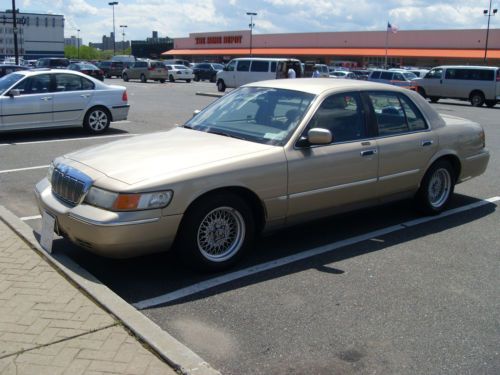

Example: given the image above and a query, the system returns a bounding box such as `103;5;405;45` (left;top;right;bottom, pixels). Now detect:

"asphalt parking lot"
1;79;499;374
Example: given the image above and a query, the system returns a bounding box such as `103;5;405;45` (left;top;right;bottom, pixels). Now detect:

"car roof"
435;65;498;70
245;78;410;95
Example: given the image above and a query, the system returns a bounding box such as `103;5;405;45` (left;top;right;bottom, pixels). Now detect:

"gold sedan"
35;79;490;271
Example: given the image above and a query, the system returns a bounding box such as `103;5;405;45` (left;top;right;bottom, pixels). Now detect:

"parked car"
216;58;302;92
68;62;104;81
0;64;28;78
122;60;168;83
36;58;70;69
368;69;418;89
35;79;489;271
0;69;129;134
192;63;224;82
412;65;500;107
98;61;124;78
163;64;194;82
162;59;191;68
351;69;370;80
329;71;356;79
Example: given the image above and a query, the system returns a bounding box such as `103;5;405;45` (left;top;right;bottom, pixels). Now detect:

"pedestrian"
287;67;296;79
312;66;321;78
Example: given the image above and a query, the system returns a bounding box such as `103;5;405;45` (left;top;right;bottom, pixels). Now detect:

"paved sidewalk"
0;219;178;375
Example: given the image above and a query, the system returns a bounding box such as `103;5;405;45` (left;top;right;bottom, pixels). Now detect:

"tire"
429;96;439;103
83;107;111;134
415;160;455;215
485;100;497;108
217;80;226;92
194;74;200;82
186;79;191;83
470;91;485;107
176;193;255;271
417;87;426;98
160;79;166;83
140;74;147;83
105;74;111;79
169;74;175;82
122;73;129;82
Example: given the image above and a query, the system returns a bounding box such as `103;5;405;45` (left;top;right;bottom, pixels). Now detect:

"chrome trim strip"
290;178;377;199
379;169;420;182
465;151;489;161
68;213;160;227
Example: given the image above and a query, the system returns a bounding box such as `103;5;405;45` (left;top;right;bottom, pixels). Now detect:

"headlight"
84;187;173;211
47;162;55;182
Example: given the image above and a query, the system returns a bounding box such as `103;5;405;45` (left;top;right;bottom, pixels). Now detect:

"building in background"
64;35;81;48
90;32;129;51
164;29;500;66
0;9;64;60
131;31;173;59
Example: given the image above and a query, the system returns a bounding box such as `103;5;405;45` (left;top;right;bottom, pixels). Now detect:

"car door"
0;74;53;130
286;92;379;221
52;73;94;126
365;91;437;197
421;67;443;97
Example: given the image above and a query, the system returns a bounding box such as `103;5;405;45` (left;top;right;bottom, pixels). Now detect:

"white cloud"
67;0;99;16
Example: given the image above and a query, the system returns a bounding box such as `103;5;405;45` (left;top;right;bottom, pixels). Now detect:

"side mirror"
192;109;201;117
8;89;20;97
308;128;332;145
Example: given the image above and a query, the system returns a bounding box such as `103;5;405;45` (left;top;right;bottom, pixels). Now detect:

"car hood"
63;127;275;185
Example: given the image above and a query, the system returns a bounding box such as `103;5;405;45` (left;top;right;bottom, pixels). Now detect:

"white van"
414;65;500;107
216;58;302;92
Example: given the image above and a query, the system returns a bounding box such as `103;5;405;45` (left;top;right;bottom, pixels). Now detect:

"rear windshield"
49;59;70;67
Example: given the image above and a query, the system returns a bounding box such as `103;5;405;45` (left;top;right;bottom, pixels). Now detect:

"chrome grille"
51;166;92;206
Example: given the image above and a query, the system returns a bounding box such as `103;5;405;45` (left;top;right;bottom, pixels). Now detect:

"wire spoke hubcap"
89;110;108;131
428;168;451;208
197;207;245;262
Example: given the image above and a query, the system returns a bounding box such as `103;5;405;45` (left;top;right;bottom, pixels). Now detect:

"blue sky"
11;0;500;44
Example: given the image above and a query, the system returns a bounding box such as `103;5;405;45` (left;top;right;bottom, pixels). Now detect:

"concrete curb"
0;205;220;375
195;92;224;98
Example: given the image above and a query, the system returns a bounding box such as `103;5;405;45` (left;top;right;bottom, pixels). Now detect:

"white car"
164;65;194;83
0;69;129;134
329;71;356;79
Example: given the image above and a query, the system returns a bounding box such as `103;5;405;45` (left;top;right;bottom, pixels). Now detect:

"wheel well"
185;187;266;233
85;105;112;122
433;155;461;182
469;90;484;100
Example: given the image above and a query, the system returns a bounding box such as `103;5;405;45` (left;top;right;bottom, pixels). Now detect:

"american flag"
387;22;399;34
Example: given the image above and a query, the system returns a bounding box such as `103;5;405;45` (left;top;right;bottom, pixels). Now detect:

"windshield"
212;64;224;70
403;72;417;80
185;86;315;146
0;73;24;95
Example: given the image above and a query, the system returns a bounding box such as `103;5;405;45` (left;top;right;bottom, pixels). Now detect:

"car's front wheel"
122;73;129;82
83;107;111;134
176;193;254;271
415;160;455;215
186;79;191;83
217;79;226;92
169;74;175;82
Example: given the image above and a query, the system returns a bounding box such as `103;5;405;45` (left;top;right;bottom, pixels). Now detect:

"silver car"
35;79;489;271
0;69;129;134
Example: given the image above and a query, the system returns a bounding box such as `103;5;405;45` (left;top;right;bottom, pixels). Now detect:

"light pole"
483;0;498;63
77;29;80;59
120;25;127;55
108;1;118;55
246;12;257;57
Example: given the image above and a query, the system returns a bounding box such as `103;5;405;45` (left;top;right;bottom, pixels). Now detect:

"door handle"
40;97;52;101
361;149;377;157
422;140;433;147
80;94;90;98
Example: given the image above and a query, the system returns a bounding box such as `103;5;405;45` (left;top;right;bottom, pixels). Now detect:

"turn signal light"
112;194;141;210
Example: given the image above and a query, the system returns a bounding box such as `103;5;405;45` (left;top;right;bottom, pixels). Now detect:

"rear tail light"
99;70;104;75
122;90;128;102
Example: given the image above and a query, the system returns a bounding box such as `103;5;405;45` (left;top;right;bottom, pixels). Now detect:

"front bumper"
34;178;183;258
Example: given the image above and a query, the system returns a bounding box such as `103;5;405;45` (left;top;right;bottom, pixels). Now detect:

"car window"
55;73;83;91
370;71;381;79
380;72;392;80
270;62;277;73
198;64;209;69
368;92;408;136
14;74;52;95
226;60;236;72
0;73;24;94
81;77;94;90
213;64;224;70
307;92;366;143
236;60;251;72
251;61;269;72
399;95;428;131
425;68;442;79
134;62;147;68
392;73;404;81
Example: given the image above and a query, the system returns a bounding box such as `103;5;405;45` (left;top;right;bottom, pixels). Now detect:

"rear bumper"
459;150;490;183
110;104;129;122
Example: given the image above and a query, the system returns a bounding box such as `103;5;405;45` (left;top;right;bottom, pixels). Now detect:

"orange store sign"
195;35;243;45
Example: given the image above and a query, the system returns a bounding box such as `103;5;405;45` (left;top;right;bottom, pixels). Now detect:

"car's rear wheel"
140;74;147;83
122;73;129;82
485;100;497;108
470;91;485;107
415;160;455;215
194;74;200;82
429;96;439;103
217;79;226;92
160;79;166;83
186;79;191;83
176;193;254;271
169;74;175;82
83;107;111;134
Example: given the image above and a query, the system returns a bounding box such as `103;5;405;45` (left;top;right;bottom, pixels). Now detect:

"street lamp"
108;1;118;55
246;12;257;57
77;29;80;59
120;25;127;55
483;0;498;63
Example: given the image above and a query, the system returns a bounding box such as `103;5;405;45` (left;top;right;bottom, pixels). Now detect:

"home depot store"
163;29;500;67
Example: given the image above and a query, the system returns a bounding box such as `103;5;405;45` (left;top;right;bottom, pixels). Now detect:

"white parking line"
20;215;42;221
0;165;49;174
133;196;500;310
0;133;137;147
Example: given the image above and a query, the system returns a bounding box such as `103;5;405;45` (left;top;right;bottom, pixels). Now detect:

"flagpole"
384;21;389;69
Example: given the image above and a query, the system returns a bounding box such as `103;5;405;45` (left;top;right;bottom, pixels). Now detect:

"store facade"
163;29;500;68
